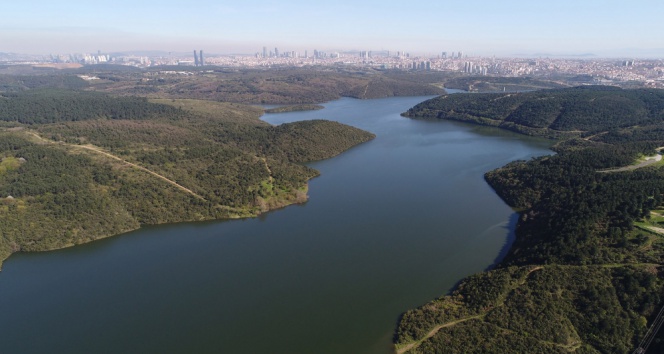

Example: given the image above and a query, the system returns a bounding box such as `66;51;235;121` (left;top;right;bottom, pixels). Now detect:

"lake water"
0;96;552;354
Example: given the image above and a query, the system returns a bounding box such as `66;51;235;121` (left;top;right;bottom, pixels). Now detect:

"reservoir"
0;96;552;353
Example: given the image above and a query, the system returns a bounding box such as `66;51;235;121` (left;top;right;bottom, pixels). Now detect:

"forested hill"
0;89;185;124
395;87;664;353
403;86;664;137
0;74;88;92
0;90;374;269
73;67;445;104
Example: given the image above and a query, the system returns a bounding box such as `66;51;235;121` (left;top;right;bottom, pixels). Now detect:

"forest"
403;86;664;138
0;87;375;268
395;86;664;353
0;88;186;124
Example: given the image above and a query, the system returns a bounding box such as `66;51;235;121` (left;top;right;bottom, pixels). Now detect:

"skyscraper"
263;46;267;58
194;50;199;66
199;50;204;66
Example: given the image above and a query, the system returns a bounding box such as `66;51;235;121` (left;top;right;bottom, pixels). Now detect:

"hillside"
403;86;664;138
443;76;569;92
0;89;184;124
395;86;664;353
0;89;375;268
72;66;446;104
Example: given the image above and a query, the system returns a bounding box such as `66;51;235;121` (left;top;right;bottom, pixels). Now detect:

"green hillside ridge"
403;86;664;138
264;104;324;113
0;90;375;269
81;67;446;104
442;76;569;92
396;86;664;353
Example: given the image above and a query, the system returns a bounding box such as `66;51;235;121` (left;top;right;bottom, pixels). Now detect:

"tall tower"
199;50;204;66
194;50;199;66
263;46;267;58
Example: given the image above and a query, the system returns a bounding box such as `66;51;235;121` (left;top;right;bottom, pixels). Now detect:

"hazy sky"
3;0;664;57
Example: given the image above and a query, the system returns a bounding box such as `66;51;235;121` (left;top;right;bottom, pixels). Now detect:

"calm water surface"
0;96;552;354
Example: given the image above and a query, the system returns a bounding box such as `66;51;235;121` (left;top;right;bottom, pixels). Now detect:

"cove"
0;96;552;354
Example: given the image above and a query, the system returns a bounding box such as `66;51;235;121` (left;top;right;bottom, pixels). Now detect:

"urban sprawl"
3;48;664;88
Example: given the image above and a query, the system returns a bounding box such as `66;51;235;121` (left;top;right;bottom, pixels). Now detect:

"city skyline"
3;0;664;58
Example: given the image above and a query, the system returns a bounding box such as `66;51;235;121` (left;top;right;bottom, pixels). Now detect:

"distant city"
1;46;663;88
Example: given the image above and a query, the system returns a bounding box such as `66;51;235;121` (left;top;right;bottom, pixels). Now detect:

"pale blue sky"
3;0;663;57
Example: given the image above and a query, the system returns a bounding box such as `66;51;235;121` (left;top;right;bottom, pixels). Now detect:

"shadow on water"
389;212;520;345
488;213;520;271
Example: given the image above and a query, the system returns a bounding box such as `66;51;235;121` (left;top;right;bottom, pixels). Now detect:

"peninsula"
0;77;379;268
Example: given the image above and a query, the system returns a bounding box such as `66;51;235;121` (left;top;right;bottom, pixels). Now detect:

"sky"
2;0;664;57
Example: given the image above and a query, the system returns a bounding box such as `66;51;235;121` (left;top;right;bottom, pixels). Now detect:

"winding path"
396;315;484;354
26;131;207;201
598;150;663;173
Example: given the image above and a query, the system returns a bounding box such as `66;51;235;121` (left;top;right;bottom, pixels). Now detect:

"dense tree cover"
403;86;664;137
0;74;88;92
0;89;185;124
0;92;374;268
396;87;664;353
400;266;663;354
0;131;244;262
593;125;664;145
223;119;377;163
486;143;664;266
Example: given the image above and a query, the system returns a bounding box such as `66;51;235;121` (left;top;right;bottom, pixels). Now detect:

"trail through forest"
25;131;207;200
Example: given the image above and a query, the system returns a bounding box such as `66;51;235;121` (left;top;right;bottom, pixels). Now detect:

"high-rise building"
442;52;447;59
263;46;267;58
275;47;279;57
199;50;204;66
194;50;199;66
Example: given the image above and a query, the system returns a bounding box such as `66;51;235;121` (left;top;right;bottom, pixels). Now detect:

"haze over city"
3;0;664;57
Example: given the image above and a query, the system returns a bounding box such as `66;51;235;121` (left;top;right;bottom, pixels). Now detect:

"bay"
0;96;552;354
